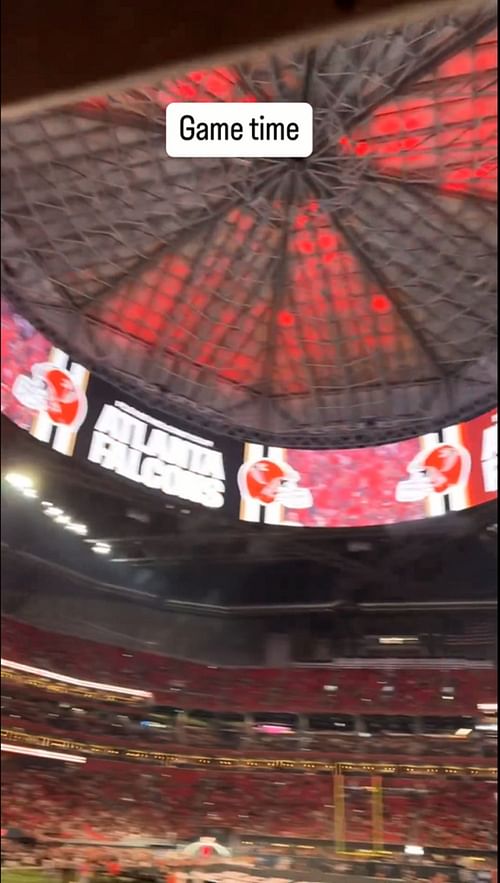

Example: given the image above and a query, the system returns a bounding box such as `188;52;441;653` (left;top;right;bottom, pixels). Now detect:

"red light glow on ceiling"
71;23;497;401
339;32;497;199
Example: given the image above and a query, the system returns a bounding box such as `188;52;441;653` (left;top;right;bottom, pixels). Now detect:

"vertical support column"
298;714;309;750
333;768;346;853
354;715;364;735
176;710;187;744
372;775;384;851
243;713;254;746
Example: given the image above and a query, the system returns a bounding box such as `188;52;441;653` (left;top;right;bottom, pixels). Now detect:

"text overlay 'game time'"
166;103;313;158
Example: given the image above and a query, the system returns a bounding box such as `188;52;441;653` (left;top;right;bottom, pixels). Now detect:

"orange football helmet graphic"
396;442;471;502
12;362;87;431
238;458;313;508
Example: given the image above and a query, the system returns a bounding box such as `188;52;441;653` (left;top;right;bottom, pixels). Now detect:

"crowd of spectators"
1;758;497;849
2;618;496;715
1;759;328;842
1;616;497;870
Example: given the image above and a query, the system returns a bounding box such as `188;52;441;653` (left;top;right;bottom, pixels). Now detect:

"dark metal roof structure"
1;5;497;447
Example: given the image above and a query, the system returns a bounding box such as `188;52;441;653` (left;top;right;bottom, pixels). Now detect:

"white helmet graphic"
238;458;313;509
396;442;471;502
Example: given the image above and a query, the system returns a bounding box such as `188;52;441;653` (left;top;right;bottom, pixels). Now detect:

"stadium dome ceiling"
1;4;497;447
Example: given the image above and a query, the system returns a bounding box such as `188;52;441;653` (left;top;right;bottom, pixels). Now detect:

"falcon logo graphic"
12;362;88;432
238;457;313;509
395;442;471;502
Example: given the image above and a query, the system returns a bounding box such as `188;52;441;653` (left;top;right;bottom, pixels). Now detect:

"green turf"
2;870;52;883
1;873;124;883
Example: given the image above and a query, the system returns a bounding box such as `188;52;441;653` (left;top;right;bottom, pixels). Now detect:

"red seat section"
2;618;495;715
1;758;496;848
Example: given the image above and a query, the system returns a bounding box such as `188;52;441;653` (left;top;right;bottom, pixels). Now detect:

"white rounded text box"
166;102;313;158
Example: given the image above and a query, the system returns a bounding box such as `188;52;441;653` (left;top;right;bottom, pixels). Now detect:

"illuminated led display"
2;297;497;528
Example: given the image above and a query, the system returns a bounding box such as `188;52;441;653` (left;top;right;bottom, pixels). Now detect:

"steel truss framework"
1;4;497;446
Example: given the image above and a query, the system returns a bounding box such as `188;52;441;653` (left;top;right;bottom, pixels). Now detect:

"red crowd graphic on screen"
1;297;497;528
237;458;313;509
12;363;88;432
395;442;472;502
1;298;52;431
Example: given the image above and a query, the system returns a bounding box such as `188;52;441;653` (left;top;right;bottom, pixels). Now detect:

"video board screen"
1;297;242;515
2;296;497;528
238;418;497;527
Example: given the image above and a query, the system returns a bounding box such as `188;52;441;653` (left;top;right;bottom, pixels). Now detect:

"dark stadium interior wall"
1;486;339;605
1;570;267;664
1;487;147;593
0;560;347;665
2;546;497;664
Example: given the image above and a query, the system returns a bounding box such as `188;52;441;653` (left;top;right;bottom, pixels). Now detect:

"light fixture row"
41;501;89;536
4;472;111;555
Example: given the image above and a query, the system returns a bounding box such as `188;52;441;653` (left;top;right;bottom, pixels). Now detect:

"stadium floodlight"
75;524;88;535
92;542;111;554
54;514;71;525
22;488;38;498
4;472;34;490
66;523;88;536
44;507;64;517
